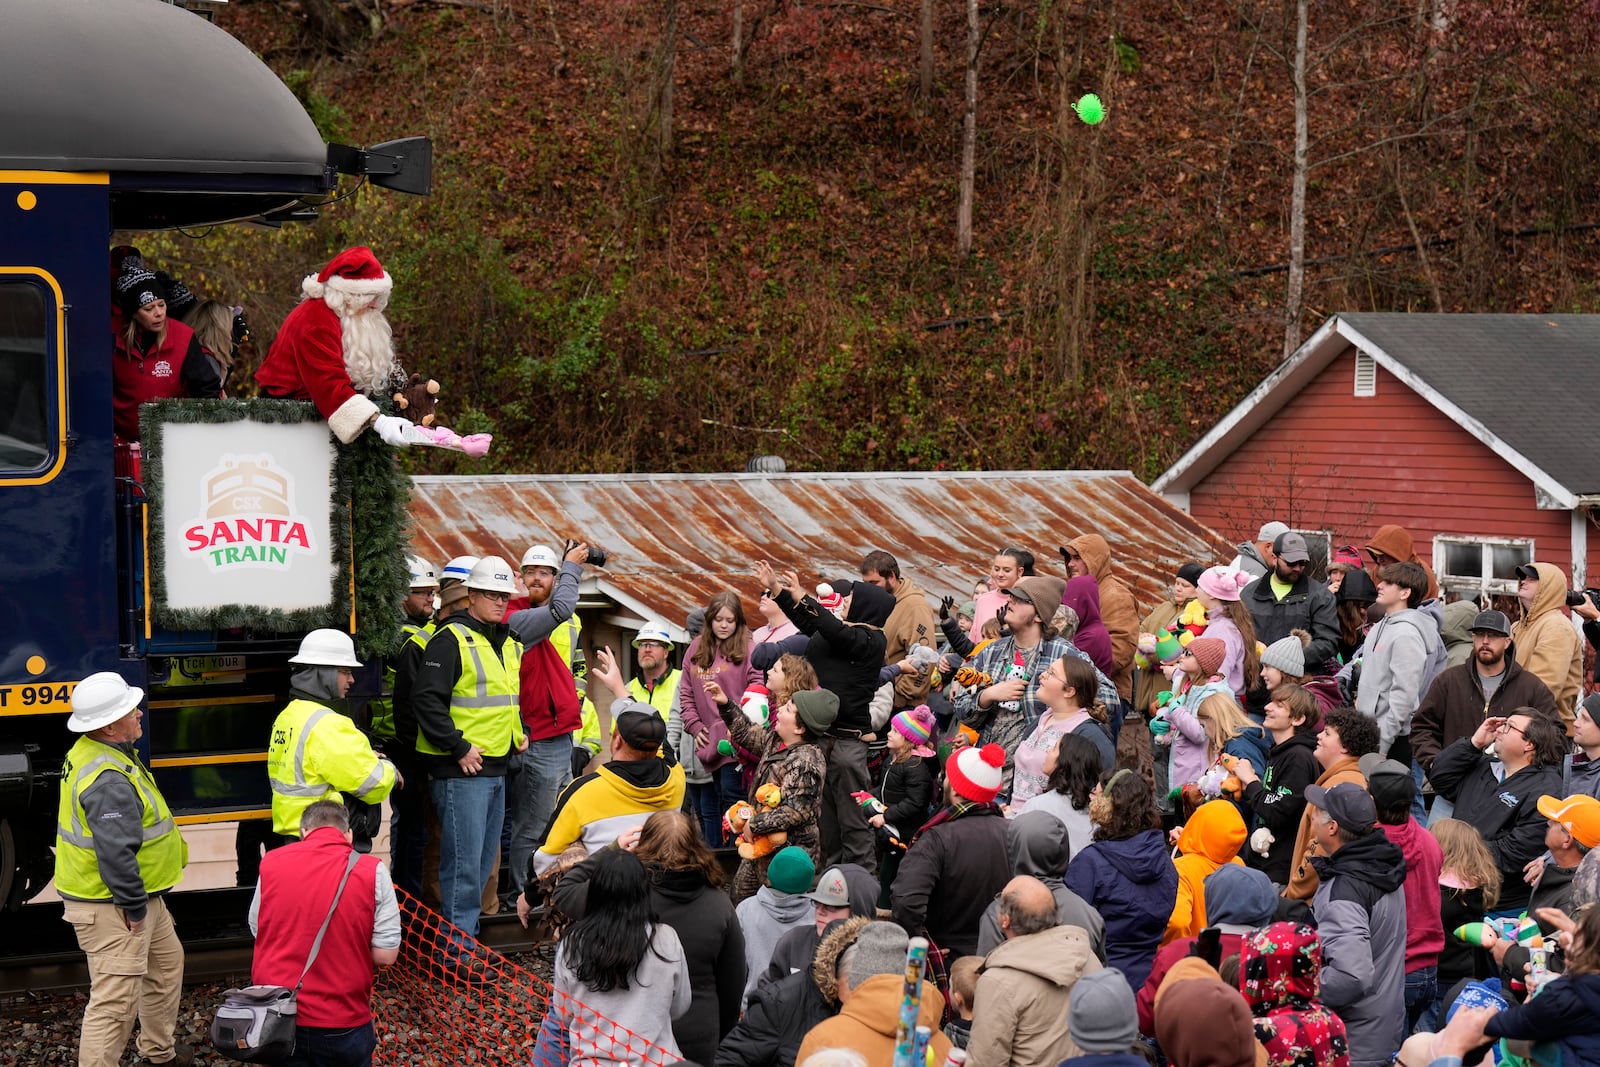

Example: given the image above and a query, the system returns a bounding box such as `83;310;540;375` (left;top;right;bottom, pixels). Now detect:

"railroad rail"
0;891;544;999
0;848;741;999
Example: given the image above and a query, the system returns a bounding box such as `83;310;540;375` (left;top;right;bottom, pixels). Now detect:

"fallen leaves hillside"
174;0;1600;480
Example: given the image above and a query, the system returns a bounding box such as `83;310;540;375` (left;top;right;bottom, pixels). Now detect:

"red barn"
1153;313;1600;599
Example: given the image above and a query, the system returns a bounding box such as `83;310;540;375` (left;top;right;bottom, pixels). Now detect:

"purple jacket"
1063;829;1178;995
1063;575;1114;676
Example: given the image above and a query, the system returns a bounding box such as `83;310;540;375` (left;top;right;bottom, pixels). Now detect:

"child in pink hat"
863;704;939;906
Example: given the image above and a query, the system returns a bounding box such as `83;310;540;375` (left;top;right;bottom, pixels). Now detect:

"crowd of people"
57;513;1600;1067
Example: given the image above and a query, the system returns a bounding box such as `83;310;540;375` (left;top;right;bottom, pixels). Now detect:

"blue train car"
0;0;429;907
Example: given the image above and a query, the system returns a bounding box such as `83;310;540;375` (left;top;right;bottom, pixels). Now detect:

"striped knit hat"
890;705;936;757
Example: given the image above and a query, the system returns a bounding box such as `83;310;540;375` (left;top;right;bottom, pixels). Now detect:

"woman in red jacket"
112;266;221;441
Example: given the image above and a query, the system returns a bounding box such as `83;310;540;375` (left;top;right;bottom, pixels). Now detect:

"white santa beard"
339;305;397;395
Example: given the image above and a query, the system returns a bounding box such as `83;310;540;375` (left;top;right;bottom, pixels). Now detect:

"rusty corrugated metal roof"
407;470;1233;638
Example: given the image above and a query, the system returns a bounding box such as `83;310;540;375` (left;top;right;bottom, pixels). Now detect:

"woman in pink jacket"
678;591;759;841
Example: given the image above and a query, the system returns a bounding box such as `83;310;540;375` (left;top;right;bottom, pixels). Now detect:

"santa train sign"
183;454;317;569
151;409;339;617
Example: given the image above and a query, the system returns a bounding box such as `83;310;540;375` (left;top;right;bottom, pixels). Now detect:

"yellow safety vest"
371;618;432;740
55;736;187;900
267;698;396;836
417;622;525;757
627;668;682;715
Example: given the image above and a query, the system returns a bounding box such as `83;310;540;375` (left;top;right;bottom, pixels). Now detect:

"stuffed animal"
725;783;787;859
1135;627;1185;671
394;373;441;427
1175;600;1209;642
1194;755;1244;800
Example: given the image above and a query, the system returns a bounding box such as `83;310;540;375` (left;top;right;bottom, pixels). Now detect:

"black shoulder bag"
211;851;361;1064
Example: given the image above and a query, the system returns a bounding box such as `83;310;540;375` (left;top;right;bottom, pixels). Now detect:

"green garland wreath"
141;398;410;657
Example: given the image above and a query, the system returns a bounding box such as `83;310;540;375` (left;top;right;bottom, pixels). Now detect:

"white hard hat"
68;672;145;733
520;544;560;570
289;628;363;668
440;555;479;585
632;623;675;649
407;554;440;590
466;555;519;594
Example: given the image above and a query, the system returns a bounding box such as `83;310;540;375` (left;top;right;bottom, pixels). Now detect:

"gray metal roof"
1336;314;1600;496
407;469;1233;633
2;0;327;177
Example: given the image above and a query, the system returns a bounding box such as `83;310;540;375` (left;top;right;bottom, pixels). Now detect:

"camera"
1566;589;1600;610
565;539;607;568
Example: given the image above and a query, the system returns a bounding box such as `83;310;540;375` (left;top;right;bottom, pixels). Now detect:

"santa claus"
256;246;417;445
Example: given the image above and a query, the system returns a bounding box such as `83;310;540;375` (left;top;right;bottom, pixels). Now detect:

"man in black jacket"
1410;610;1558;798
716;916;870;1067
756;561;893;870
1242;532;1341;675
1429;708;1567;912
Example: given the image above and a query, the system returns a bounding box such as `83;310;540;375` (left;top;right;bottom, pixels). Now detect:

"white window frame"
1432;534;1534;600
1353;352;1377;397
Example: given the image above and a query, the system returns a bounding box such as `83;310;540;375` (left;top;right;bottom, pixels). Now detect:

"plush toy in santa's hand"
255;246;490;455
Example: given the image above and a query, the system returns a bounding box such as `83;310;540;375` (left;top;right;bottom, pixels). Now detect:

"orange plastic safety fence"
374;887;681;1066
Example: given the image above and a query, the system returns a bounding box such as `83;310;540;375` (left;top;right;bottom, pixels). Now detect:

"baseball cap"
1537;794;1600;850
1305;781;1377;834
1273;532;1311;564
1257;520;1290;542
1359;753;1415;811
1515;564;1540;581
611;699;667;751
808;866;850;906
1468;609;1512;637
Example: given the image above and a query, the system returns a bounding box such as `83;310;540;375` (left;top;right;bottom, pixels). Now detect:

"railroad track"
0;848;739;998
0;895;545;999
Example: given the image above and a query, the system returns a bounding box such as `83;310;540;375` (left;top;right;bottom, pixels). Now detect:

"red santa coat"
255;299;379;443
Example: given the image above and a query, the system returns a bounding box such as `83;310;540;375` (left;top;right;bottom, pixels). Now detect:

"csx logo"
233;496;264;511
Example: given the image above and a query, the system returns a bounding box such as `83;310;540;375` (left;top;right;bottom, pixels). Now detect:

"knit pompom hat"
1198;566;1251;602
1184;636;1227;678
948;743;1006;803
890;705;937;758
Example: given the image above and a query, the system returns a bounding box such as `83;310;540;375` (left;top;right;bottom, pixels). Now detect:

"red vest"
111;319;197;441
252;827;381;1028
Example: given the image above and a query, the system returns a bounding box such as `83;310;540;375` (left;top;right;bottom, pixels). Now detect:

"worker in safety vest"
503;541;591;895
266;629;398;840
407;556;476;909
55;672;193;1067
412;555;528;956
371;555;438;893
368;554;439;742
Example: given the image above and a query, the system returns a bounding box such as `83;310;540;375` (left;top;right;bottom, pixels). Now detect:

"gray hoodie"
735;886;814;1007
976;811;1106;959
1355;606;1442;758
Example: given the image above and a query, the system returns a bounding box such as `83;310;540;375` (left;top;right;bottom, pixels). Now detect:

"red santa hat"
948;743;1006;803
301;246;392;302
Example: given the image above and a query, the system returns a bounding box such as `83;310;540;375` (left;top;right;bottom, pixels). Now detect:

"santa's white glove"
372;414;417;447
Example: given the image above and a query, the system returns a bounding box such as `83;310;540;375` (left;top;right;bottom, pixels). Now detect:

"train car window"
0;283;51;471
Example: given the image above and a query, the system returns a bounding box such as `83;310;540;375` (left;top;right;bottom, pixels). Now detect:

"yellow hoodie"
1511;561;1582;730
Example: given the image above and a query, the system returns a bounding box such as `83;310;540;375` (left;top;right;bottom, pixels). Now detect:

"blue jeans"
431;775;505;941
531;1010;569;1067
285;1022;376;1067
687;779;723;846
1405;965;1438;1035
508;736;574;893
1411;759;1429;822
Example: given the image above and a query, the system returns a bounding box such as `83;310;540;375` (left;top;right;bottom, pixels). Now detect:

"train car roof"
2;0;328;182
